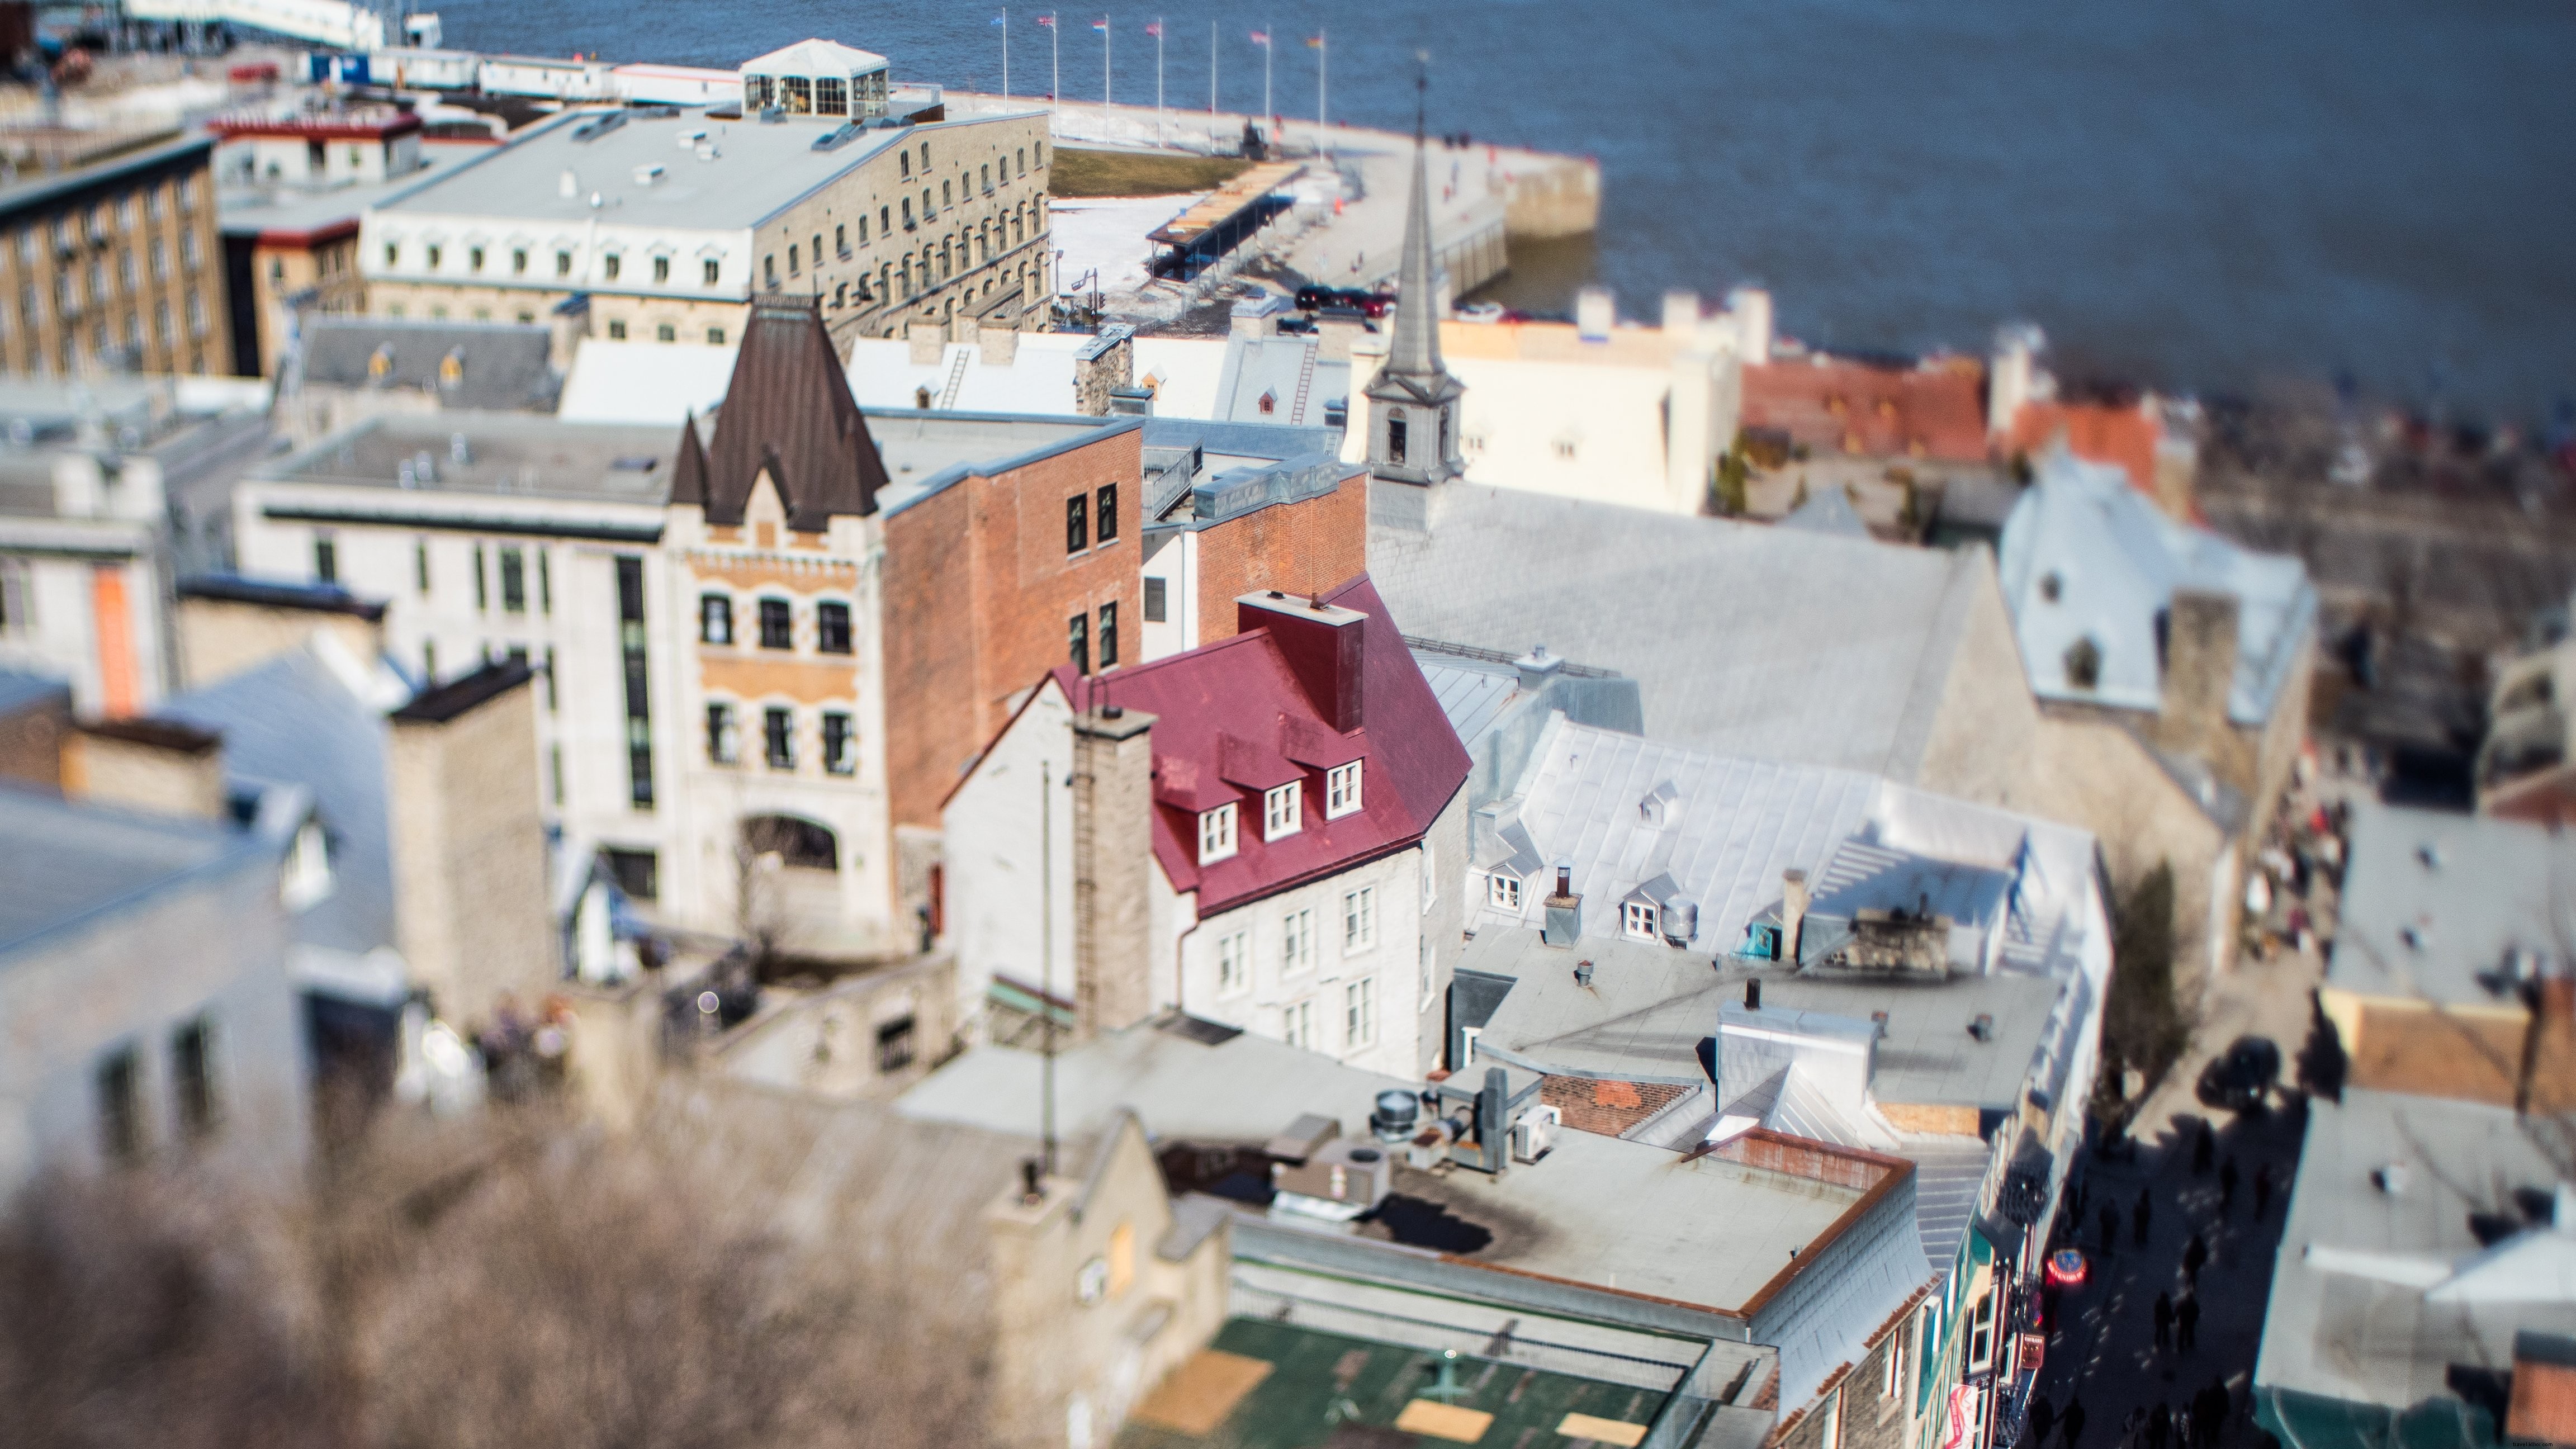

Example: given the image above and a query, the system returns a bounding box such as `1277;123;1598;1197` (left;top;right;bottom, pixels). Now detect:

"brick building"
0;129;229;377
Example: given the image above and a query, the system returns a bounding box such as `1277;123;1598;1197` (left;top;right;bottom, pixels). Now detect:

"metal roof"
2256;1088;2576;1414
2326;802;2576;1008
1368;484;2003;780
1777;487;1871;538
0;784;261;960
300;318;561;412
1997;447;2317;727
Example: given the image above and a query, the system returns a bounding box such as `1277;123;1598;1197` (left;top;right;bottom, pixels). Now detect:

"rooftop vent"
1968;1012;1995;1041
1369;1089;1419;1143
558;168;578;198
1573;960;1594;987
1745;979;1761;1011
2419;843;2442;870
2374;1162;2412;1196
570;111;627;143
676;128;708;148
633;163;666;186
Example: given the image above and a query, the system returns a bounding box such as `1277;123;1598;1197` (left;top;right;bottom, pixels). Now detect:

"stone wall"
387;672;555;1027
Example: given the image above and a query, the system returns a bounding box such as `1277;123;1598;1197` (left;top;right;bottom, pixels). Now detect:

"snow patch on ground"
1047;193;1200;296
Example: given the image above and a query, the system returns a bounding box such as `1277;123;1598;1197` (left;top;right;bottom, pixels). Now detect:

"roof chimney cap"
1515;644;1562;691
1745;979;1761;1011
1267;589;1286;599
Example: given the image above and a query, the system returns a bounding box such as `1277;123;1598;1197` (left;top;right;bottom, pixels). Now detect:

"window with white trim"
1819;1389;1843;1449
1344;978;1375;1048
1967;1292;1995;1373
1325;760;1363;818
1488;873;1522;911
1217;929;1252;996
1263;780;1301;840
1281;907;1314;975
1342;886;1376;953
1197;802;1237;864
1622;901;1659;939
1282;998;1315;1050
1882;1320;1905;1398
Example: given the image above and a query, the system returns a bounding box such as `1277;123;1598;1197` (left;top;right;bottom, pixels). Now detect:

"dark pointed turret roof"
694;296;888;531
670;409;709;508
1368;92;1462;413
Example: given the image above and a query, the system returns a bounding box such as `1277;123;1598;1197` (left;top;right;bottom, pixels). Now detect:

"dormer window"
1325;761;1362;818
1198;802;1238;864
281;817;334;911
1622;901;1658;940
1487;873;1522;911
1264;780;1301;840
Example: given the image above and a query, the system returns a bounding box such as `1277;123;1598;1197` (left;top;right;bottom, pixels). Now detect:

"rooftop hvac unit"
1510;1104;1561;1164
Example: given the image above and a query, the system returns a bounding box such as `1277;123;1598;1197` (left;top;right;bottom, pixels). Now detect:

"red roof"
1053;575;1469;915
2007;400;2161;498
1739;358;1987;463
209;111;424;142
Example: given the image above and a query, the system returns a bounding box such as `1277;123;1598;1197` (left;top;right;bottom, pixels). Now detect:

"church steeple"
1362;56;1464;491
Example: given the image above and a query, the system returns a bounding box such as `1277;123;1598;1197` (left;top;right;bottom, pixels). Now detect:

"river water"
419;0;2575;420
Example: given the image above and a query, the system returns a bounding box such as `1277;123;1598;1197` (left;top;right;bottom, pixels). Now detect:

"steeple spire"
1389;54;1444;381
1360;51;1466;498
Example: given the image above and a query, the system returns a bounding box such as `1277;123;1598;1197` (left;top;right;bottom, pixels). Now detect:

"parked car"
1455;301;1506;324
2196;1035;2282;1112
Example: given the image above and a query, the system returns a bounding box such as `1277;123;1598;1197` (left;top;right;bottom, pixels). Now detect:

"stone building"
0;129;230;377
941;576;1472;1077
361;49;1055;351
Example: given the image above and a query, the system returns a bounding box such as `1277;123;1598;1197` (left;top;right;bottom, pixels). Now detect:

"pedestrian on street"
2220;1158;2240;1214
2146;1401;2171;1449
2101;1203;2119;1257
2196;1380;2229;1447
2064;1396;2088;1449
2135;1187;2153;1246
2152;1290;2174;1350
2184;1231;2209;1289
2254;1163;2274;1221
2194;1121;2215;1175
2176;1292;2200;1351
2030;1395;2057;1448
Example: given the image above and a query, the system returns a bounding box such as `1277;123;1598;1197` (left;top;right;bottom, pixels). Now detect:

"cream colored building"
362;64;1054;351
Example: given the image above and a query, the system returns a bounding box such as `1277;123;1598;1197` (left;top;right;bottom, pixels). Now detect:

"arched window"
742;814;837;872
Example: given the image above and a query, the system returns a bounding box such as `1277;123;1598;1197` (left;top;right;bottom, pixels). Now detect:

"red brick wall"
1194;471;1370;645
882;428;1143;830
1540;1075;1694;1137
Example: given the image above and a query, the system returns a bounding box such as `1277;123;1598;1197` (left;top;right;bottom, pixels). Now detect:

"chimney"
386;661;553;1027
907;322;945;366
1575;285;1616;342
1542;859;1583;946
1514;643;1562;693
2158;588;2241;756
1073;324;1135;416
1781;868;1810;964
977;324;1020;367
62;717;228;819
1237;590;1366;732
1989;323;2042;438
1745;978;1761;1011
1071;703;1157;1034
1726;286;1773;366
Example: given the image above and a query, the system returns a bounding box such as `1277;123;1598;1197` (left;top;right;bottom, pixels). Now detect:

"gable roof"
1997;448;2317;726
694;297;888;531
1053;575;1469;913
1740;357;1987;463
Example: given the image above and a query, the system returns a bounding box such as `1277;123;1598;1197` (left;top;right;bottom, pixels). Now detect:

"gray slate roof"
0;784;255;959
300;319;562;412
1369;485;2003;781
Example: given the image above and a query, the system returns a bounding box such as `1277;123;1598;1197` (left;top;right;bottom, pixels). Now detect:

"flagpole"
1262;23;1272;127
1315;31;1325;140
1101;17;1110;138
1208;20;1216;150
1051;16;1060;121
1001;9;1010;99
1154;18;1164;147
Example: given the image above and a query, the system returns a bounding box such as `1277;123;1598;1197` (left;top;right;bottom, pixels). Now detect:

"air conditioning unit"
1510;1103;1562;1164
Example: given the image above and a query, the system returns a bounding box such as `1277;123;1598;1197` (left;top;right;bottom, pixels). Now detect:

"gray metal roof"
163;647;395;960
1417;654;1522;746
300;319;562;412
0;668;68;718
1777;487;1871;539
2255;1088;2576;1413
1997;448;2317;727
375;105;958;230
2326;802;2576;1009
1208;335;1350;428
1368;484;2002;780
0;784;258;960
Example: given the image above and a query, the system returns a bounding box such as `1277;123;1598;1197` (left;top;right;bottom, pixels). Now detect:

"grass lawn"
1051;148;1251;197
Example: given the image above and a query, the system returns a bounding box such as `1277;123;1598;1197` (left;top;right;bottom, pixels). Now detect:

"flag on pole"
1144;20;1161;36
992;13;1006;23
1305;34;1323;47
1035;12;1055;25
1248;29;1270;45
1092;16;1107;30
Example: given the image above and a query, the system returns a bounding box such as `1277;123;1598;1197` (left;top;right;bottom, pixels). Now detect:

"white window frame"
280;817;334;911
1967;1292;1995;1374
1283;998;1314;1050
1325;760;1363;818
1488;873;1522;911
1263;779;1302;840
1197;802;1238;864
1216;929;1252;997
1622;901;1659;940
1343;886;1376;954
1281;907;1315;975
1819;1389;1843;1449
1345;978;1375;1048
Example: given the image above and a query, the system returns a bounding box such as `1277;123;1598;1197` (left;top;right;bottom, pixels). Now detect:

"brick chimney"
1071;704;1157;1035
1782;868;1811;964
2159;588;2241;756
63;717;228;819
1073;324;1135;416
386;661;553;1028
1238;590;1366;732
